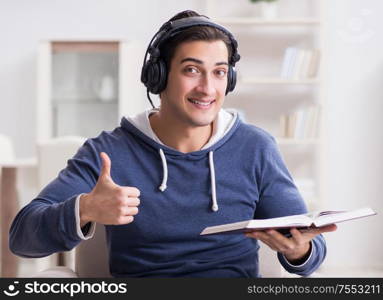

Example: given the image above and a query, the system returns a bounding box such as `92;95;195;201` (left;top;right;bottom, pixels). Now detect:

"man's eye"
215;69;227;77
185;67;198;74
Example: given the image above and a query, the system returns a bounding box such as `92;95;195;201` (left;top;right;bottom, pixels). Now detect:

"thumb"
99;152;112;182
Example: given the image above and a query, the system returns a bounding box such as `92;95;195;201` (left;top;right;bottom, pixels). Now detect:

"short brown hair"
159;10;233;71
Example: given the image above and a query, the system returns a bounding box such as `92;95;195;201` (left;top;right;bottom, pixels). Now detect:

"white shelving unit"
276;138;320;145
205;0;325;277
31;40;147;276
36;40;146;141
215;17;321;25
205;0;325;208
240;77;320;84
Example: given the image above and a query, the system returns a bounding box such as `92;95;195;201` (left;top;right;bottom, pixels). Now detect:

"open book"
200;207;376;236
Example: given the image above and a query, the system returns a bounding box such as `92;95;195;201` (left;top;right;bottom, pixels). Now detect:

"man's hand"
245;224;337;263
79;152;140;226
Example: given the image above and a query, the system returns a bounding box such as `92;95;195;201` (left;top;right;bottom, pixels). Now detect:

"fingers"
297;224;338;237
317;224;337;233
116;215;135;225
120;206;139;216
126;197;140;207
113;200;140;225
99;152;112;181
257;238;280;252
246;225;338;257
290;228;309;246
117;196;140;212
246;229;297;252
118;196;140;215
122;186;141;198
113;187;141;203
90;152;142;226
266;230;297;252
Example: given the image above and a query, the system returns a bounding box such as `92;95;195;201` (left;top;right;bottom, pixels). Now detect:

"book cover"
307;49;321;78
280;47;294;78
300;49;313;78
285;47;298;78
293;49;306;79
200;207;376;235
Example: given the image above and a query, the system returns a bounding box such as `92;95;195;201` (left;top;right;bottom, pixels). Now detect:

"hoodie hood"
121;109;240;212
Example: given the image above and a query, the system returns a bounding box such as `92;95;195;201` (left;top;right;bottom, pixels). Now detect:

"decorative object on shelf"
93;75;116;102
280;106;321;139
249;0;279;20
280;47;321;79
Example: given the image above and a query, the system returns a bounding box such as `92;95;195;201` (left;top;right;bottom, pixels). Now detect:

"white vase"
257;2;279;20
94;75;116;102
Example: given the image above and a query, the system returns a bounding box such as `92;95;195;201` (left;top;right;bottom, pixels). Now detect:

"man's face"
160;40;229;128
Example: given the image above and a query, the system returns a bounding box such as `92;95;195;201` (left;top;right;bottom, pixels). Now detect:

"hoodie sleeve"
9;138;103;258
254;136;326;277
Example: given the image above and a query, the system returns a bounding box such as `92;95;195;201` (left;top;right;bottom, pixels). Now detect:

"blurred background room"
0;0;382;277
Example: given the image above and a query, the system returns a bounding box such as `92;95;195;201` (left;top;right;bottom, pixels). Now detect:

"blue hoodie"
10;109;326;277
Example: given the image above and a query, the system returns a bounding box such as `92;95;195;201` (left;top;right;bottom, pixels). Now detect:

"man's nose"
195;74;216;95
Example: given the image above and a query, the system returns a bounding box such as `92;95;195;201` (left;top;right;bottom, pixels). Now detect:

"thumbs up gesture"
79;152;140;226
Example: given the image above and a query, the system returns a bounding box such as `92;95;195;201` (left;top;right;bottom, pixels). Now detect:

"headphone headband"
151;16;240;64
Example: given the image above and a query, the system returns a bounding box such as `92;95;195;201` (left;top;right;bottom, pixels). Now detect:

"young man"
10;10;336;277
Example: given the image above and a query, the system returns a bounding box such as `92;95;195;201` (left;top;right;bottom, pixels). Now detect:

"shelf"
215;17;321;26
52;98;118;104
0;158;37;168
240;77;320;85
52;41;119;53
276;138;320;145
241;77;320;85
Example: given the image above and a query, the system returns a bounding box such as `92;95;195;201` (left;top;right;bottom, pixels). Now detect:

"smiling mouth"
187;98;216;107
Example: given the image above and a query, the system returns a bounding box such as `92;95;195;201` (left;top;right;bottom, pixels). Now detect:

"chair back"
75;223;110;277
0;134;14;163
36;136;86;270
37;136;86;188
258;241;283;277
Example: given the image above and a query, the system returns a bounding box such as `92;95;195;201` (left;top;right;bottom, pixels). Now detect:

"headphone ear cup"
155;59;168;94
226;65;237;95
148;61;160;94
141;60;151;87
141;58;168;95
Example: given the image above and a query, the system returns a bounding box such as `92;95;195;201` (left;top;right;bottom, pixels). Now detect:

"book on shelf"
307;49;321;78
280;47;321;79
200;207;376;236
280;47;296;78
279;105;321;139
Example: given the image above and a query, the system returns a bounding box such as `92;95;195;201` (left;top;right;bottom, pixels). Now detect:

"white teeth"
189;99;213;106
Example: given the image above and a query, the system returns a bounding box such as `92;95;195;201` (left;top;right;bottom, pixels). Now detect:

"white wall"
321;0;383;274
1;0;382;276
0;0;205;158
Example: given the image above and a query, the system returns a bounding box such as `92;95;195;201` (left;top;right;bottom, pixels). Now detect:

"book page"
307;210;346;219
200;214;312;235
200;207;376;235
248;214;312;229
313;207;376;227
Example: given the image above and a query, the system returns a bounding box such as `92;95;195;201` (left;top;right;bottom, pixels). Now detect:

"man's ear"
159;90;166;101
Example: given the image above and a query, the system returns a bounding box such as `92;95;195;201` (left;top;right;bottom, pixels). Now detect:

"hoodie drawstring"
209;151;218;212
157;148;218;212
158;149;168;192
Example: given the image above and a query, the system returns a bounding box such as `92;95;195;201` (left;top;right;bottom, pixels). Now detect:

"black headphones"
141;15;241;108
